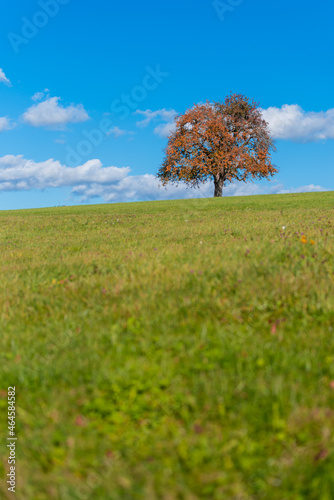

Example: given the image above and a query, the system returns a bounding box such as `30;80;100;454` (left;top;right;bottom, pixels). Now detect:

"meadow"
0;191;334;500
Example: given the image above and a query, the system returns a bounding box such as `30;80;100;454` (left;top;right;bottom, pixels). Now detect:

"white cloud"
0;68;11;86
0;155;329;203
136;104;334;142
261;104;334;142
22;96;89;128
154;121;176;138
106;126;131;138
135;108;177;127
59;178;333;204
0;156;129;191
73;177;328;203
135;108;177;137
31;89;49;102
72;175;214;202
269;183;329;194
0;117;14;132
54;135;66;144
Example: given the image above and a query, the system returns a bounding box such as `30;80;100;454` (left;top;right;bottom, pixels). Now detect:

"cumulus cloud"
261;104;334;142
72;177;329;203
0;154;255;201
71;174;211;202
136;104;334;142
0;155;329;203
0;68;11;86
22;96;89;128
0;117;14;132
0;156;129;192
152;104;334;141
135;108;177;137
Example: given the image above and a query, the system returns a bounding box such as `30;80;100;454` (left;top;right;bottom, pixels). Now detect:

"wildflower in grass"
271;323;277;335
193;424;204;434
310;239;315;245
301;235;307;243
75;415;87;427
314;449;329;462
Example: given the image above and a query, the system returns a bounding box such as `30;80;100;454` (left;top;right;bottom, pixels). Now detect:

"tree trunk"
214;174;224;197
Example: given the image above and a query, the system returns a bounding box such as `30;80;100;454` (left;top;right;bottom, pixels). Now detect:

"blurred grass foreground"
1;191;334;499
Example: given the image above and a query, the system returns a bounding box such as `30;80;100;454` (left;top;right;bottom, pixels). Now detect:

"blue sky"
1;0;333;209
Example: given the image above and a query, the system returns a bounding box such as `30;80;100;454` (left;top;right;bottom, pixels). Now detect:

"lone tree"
157;94;278;197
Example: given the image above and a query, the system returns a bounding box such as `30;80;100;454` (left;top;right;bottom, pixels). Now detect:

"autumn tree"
157;94;278;197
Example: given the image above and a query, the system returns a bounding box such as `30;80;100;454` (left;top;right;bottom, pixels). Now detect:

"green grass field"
1;191;334;500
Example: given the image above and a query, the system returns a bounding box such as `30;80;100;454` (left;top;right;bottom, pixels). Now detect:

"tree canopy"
157;94;278;197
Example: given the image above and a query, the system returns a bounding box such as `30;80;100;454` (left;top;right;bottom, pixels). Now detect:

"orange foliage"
157;94;278;197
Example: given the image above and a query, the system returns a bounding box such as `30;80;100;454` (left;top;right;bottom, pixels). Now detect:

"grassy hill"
1;191;334;499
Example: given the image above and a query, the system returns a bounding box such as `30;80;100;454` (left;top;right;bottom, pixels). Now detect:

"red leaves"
158;93;277;196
